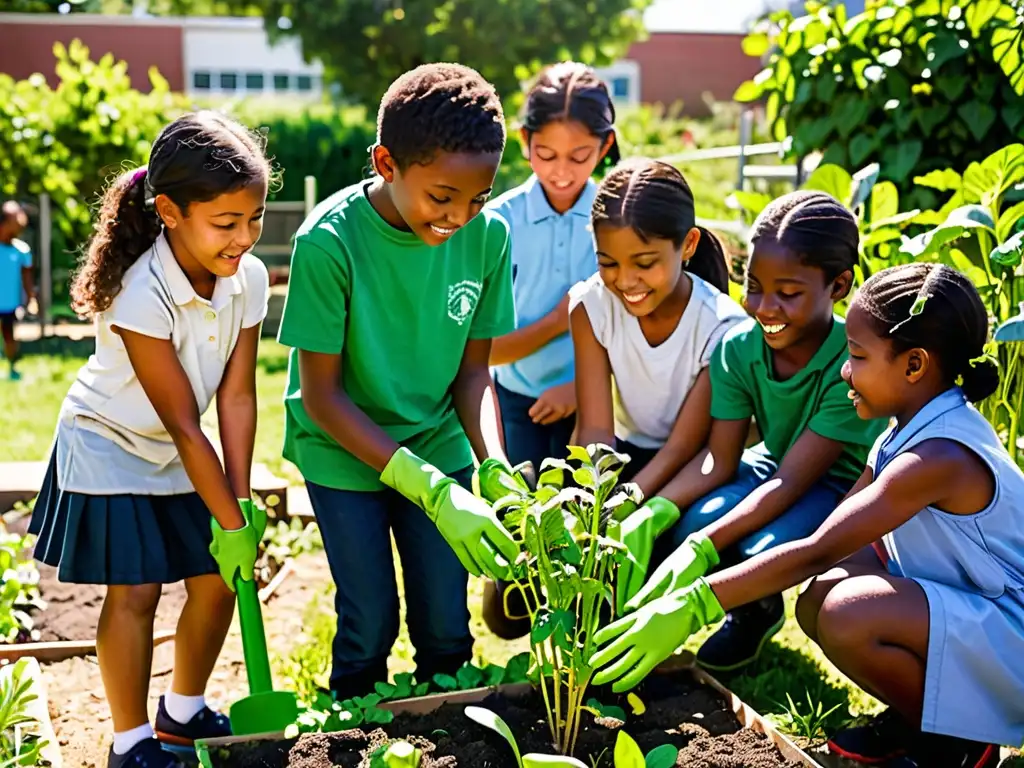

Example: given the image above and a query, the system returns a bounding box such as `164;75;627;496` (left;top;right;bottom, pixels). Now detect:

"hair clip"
889;290;932;334
968;352;998;369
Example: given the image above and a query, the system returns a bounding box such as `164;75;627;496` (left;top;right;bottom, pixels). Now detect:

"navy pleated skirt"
27;444;219;585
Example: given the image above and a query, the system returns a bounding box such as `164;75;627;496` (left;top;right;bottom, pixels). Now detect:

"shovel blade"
229;690;300;736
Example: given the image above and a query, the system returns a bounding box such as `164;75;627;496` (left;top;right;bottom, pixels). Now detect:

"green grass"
1;342;878;741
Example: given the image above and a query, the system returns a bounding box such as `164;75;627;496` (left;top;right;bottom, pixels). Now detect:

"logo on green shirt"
447;279;482;326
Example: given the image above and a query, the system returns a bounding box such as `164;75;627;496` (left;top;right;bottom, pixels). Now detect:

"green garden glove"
614;497;681;615
625;532;719;613
592;578;725;692
238;497;268;542
382;448;519;580
475;457;535;505
209;500;261;592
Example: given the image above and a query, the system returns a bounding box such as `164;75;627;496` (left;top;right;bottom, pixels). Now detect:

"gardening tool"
226;502;300;736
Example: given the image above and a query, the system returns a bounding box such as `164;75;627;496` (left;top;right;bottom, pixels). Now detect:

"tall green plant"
486;445;639;755
899;143;1024;465
735;1;1024;211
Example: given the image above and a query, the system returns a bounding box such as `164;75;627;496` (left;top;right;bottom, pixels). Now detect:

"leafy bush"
0;518;45;645
0;658;52;767
736;0;1024;211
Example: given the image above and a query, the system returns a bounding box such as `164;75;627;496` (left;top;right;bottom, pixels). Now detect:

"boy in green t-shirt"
277;63;522;698
615;191;888;674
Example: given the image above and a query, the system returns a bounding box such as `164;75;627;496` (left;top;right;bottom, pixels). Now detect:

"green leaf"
958;101;997;142
364;707;395;724
375;681;398;699
522;755;589;768
991;230;1024;268
917;103;952;135
850;163;881;210
803;164;853;206
849;134;878;168
586;698;627;721
997;201;1024;242
966;0;1001;37
967;144;1024;205
727;191;772;217
566;446;592;464
935;73;968;101
465;707;523;768
899;205;997;258
991;18;1024;97
742;32;770;57
572;467;596;487
613;731;645;768
733;80;763;102
913;168;962;192
644;745;680;768
501;652;531;684
482;663;505;687
456;664;485;691
530;609;556;644
870;180;899;223
834;96;871;138
882;140;924;184
926;33;968;71
944;248;988;286
383;740;422;768
432;673;458;692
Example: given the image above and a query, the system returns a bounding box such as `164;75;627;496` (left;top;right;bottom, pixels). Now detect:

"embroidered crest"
447;280;482;325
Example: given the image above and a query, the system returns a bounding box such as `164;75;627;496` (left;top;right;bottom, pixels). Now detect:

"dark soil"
211;671;804;768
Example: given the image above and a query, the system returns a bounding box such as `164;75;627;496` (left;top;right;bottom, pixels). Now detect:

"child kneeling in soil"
277;63;520;700
630;191;889;673
28;112;273;768
593;262;1022;768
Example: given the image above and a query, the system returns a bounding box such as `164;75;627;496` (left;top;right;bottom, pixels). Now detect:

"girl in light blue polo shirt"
486;61;618;471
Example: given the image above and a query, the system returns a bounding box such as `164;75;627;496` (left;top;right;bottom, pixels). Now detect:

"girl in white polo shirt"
28;112;272;768
570;158;747;612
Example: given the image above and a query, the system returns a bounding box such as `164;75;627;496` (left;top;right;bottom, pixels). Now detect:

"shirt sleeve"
17;242;32;269
241;256;270;330
277;236;350;354
469;229;516;340
809;377;885;447
108;281;173;340
699;313;745;368
568;276;609;348
709;331;755;420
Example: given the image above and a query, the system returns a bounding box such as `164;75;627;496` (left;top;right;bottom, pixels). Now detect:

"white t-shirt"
55;232;270;495
569;272;747;449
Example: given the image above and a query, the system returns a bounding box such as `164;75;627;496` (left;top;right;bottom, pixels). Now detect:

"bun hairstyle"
521;61;620;170
71;111;273;317
856;262;1000;403
750;190;859;283
591;158;730;292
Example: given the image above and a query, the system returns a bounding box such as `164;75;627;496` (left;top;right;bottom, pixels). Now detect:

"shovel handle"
236;576;274;695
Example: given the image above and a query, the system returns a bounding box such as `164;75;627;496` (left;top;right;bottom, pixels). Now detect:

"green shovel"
226;501;300;736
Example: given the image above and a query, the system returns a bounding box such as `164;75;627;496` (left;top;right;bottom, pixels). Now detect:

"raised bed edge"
193;660;822;767
0;557;296;664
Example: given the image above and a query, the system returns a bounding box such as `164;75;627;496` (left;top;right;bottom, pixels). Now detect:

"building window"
611;76;630;99
246;73;265;91
219;72;238;90
296;74;314;91
273;73;290;91
193;71;211;90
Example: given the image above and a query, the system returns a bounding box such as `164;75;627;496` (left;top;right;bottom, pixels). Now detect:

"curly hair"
376;63;506;169
71;111;273;317
592;158;730;292
855;262;999;403
521;61;619;169
750;190;859;282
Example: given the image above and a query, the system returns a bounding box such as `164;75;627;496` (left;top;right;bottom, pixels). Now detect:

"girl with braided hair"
614;189;890;673
29;111;273;767
591;262;1019;768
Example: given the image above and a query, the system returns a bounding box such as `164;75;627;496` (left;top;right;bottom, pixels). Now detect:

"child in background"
594;263;1019;768
632;190;889;672
277;63;519;700
28;112;271;768
0;201;36;380
486;61;617;471
570;158;747;611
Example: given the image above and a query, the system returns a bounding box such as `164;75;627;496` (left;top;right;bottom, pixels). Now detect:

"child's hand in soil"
592;578;725;692
528;381;576;425
614;498;682;615
382;447;520;579
624;532;719;613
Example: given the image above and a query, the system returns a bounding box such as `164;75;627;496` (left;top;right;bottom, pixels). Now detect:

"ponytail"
687;226;730;294
71;168;162;317
960;356;1000;403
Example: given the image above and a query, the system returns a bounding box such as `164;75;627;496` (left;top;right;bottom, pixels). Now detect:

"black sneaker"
884;731;999;768
154;696;231;749
827;709;915;764
108;737;185;768
695;593;785;672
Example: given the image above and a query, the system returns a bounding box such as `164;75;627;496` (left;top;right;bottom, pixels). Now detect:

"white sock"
112;723;155;755
164;690;207;724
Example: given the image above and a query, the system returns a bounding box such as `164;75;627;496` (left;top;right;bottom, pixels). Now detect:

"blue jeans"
659;445;852;568
496;382;576;470
305;467;475;698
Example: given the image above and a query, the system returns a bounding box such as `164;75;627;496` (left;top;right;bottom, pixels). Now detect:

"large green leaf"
870;180;900;223
613;732;645;768
991;10;1024;96
644;745;680;768
726;190;772;217
465;707;522;768
958;101;998;142
742;32;770;57
849;133;879;167
997;201;1024;242
803;164;853;205
913;168;962;192
882;140;924;183
991;230;1024;268
900;205;997;259
966;0;1002;37
733;79;763;102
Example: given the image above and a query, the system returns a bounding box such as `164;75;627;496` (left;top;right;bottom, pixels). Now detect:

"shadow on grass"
709;640;859;744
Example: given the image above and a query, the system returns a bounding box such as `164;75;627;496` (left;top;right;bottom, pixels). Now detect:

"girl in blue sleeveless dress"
591;262;1023;768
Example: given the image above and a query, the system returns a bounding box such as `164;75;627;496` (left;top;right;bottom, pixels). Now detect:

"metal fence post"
736;108;753;192
303;176;317;217
39;193;52;335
